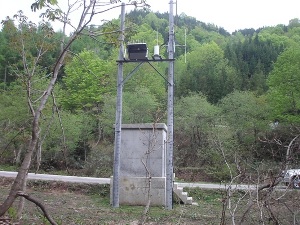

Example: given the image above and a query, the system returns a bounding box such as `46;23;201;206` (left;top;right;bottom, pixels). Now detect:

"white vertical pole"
166;0;175;210
112;2;125;208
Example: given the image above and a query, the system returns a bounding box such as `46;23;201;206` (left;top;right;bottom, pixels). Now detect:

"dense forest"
1;6;300;183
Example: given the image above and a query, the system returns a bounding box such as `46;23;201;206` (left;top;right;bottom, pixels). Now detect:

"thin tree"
0;0;148;222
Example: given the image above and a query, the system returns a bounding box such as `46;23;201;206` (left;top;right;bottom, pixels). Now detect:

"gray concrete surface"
0;171;287;191
0;171;110;184
116;123;167;206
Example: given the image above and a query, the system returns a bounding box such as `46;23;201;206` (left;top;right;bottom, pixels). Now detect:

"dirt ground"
0;177;223;225
1;176;300;225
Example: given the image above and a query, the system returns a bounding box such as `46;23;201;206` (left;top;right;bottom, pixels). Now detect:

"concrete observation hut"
111;123;167;206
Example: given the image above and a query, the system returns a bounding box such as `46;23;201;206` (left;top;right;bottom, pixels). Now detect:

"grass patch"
0;165;18;171
185;188;223;202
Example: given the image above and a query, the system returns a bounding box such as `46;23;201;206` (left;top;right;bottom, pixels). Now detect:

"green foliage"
144;12;168;34
0;19;21;83
219;91;270;147
176;41;239;103
61;50;112;111
31;0;58;11
0;32;8;81
174;93;224;169
1;12;59;85
1;5;300;174
123;62;167;104
258;27;292;48
39;110;96;169
190;26;226;46
128;23;165;57
100;19;138;47
224;34;283;92
99;86;164;138
31;0;61;22
173;93;243;181
0;82;31;163
175;93;221;133
267;46;300;123
0;82;28;126
98;94;117;137
99;85;165;140
288;18;300;29
7;207;17;219
123;86;161;123
84;142;113;178
70;30;113;60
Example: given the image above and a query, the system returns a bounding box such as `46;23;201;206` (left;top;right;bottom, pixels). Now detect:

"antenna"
150;0;186;62
176;0;178;20
174;0;187;63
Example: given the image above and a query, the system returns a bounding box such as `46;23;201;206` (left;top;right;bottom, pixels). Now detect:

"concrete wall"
111;123;167;206
119;177;166;206
120;123;167;177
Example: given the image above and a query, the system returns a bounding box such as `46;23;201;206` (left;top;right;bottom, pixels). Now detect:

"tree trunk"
0;0;145;218
0;31;70;216
0;135;38;216
285;135;299;170
0;51;66;216
16;174;27;220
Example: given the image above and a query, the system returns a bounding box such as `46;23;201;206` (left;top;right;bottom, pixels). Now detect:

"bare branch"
285;135;300;170
17;191;58;225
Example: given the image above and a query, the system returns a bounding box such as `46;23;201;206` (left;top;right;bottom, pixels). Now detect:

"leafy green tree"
174;93;220;165
61;50;113;111
175;93;221;135
258;27;291;48
174;93;236;181
288;18;300;29
123;86;160;123
176;41;239;103
100;86;163;137
144;12;168;33
190;26;226;45
101;86;161;122
0;82;30;164
4;19;61;77
219;90;270;150
0;19;22;84
224;34;283;92
287;26;300;43
0;32;8;84
40;110;95;167
70;30;113;60
0;0;149;218
267;46;300;123
123;62;167;104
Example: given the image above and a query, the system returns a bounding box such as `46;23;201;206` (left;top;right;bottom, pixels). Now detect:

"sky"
0;0;300;33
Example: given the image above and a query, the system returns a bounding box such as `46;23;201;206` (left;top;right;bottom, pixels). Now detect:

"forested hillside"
1;8;300;182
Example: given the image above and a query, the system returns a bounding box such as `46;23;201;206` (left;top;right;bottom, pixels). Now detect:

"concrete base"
110;177;166;206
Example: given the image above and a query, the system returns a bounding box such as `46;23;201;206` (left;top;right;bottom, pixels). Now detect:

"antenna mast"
174;0;187;63
166;0;175;210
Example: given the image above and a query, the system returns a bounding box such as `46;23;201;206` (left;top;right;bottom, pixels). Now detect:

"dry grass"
0;178;223;225
1;177;300;224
